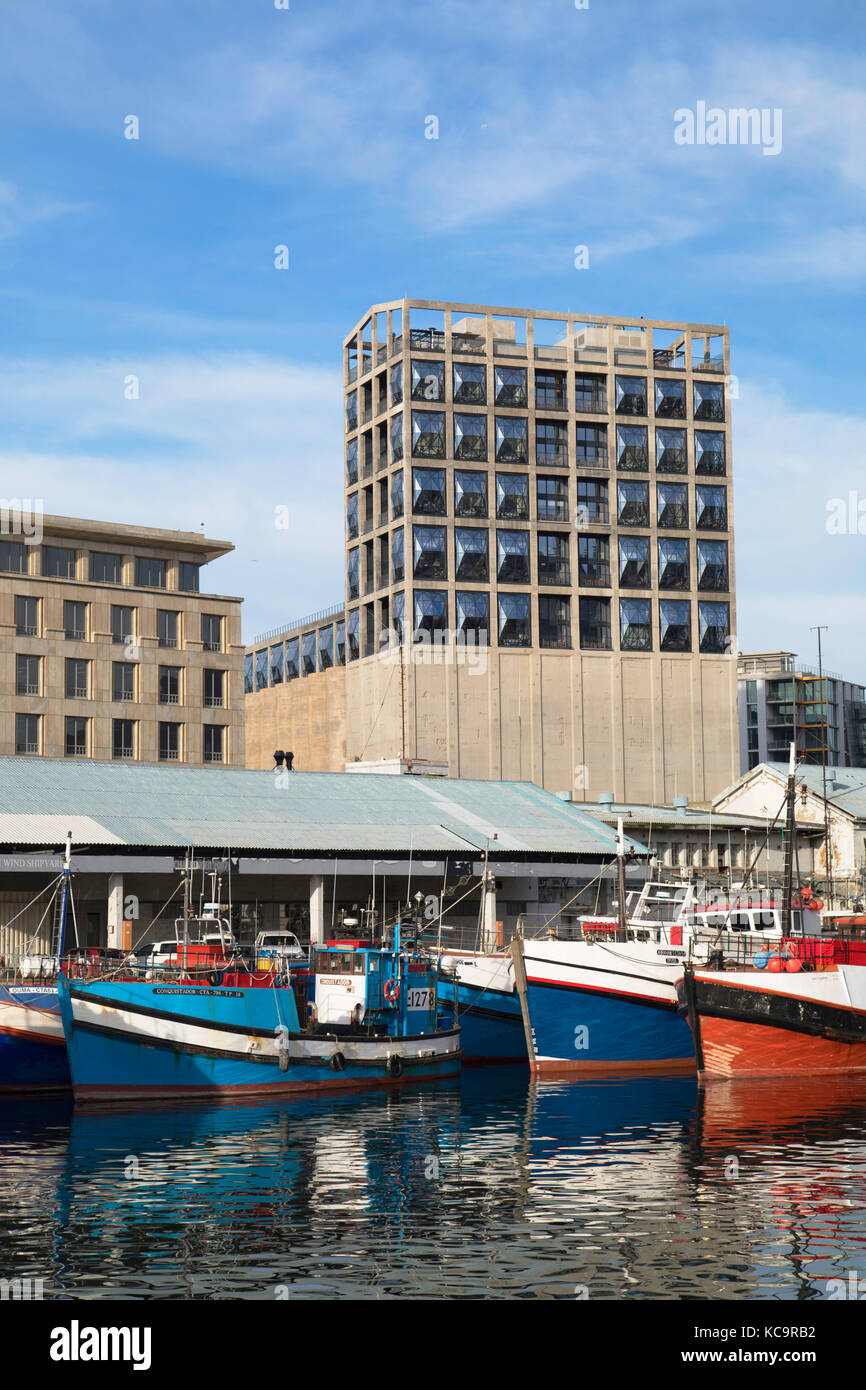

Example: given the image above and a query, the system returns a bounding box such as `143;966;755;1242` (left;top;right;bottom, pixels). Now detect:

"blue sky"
1;0;865;674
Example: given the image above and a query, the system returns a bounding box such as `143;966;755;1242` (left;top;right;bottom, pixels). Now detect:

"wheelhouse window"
655;427;687;473
654;378;686;418
135;557;167;589
411;359;444;402
42;545;76;579
413;525;447;580
620;598;652;651
495;416;528;462
539;595;571;648
113;719;135;760
496;473;528;519
455;527;489;581
616;425;648;471
411;410;446;459
64;599;87;640
658;538;689;589
537;475;568;521
498;593;531;647
89;551;121;583
537;531;570;586
494;366;527;407
157;610;179;649
615;376;646;416
695;430;726;475
618;537;650;588
204;726;224;764
535;370;567;409
579;597;611;650
578;534;610;586
574;373;606;413
697;539;729;590
412;467;446;515
695;485;727;530
617;481;649;527
65;716;88;758
453;361;486;404
456;591;489;643
536;419;568;466
16;714;40;755
454;470;487;517
454;413;487;461
657;482;688;529
698;601;730;653
159;722;181;761
414;589;448;639
497;530;530;584
659;600;691;652
694;380;725;421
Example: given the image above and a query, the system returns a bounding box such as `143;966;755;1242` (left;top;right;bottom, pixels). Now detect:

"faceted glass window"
455;527;489;581
576;424;607;466
390;470;404;518
537;532;570;586
496;473;529;519
579;597;611;650
659;600;692;651
615;375;647;416
286;636;300;679
318;626;334;670
244;653;253;694
617;481;649;527
347;548;360;599
696;485;727;530
335;621;346;666
413;525;447;580
655;427;687;473
301;630;316;675
694;380;725;421
391;591;404;642
498;593;531;648
411;359;445;402
270;644;284;685
389;361;403;405
414;589;448;638
255;649;268;690
391;527;405;582
346;493;359;539
657;482;688;528
390;414;404;462
455;470;487;517
456;591;489;642
453;361;486;404
539;595;571;648
699;600;730;653
411;410;446;459
620;598;652;651
574;373;607;412
495;416;528;462
494;366;527;407
346;438;358;485
346;390;358;431
497;530;530;584
454;413;488;462
577;478;609;524
412;466;446;516
695;430;726;475
697;539;729;590
535;370;567;409
654;378;686;418
578;534;610;587
536;419;568;466
618;536;650;588
537;475;568;521
658;538;689;589
616;425;648;471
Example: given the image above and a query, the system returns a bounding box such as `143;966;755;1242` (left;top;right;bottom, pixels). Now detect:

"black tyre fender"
330;1051;346;1072
387;1054;403;1079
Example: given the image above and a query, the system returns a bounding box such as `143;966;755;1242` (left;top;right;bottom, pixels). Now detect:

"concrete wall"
244;666;347;771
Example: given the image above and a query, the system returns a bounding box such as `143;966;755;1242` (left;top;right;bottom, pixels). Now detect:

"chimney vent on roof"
597;792;615;806
673;796;689;810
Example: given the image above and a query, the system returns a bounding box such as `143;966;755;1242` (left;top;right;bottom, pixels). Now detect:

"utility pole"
811;625;834;908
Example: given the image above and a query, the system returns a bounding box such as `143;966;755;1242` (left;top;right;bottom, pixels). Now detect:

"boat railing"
0;951;61;982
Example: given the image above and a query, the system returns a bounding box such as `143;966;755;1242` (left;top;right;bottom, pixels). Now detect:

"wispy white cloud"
0;179;84;241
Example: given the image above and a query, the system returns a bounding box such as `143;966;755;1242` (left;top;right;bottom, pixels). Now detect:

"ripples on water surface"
1;1069;866;1299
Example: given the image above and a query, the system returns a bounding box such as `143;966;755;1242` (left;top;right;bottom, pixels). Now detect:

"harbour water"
1;1069;866;1301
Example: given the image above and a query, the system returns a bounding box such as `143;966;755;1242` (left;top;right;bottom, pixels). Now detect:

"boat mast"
56;831;72;963
617;817;628;943
811;624;834;910
782;743;798;938
182;848;192;972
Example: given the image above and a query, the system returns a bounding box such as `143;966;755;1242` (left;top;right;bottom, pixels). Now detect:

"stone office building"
1;513;244;765
245;299;739;803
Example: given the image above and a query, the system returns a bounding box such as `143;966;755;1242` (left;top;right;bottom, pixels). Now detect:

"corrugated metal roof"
580;803;822;832
0;758;646;858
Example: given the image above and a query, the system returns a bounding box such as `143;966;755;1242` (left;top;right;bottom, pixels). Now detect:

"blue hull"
59;978;460;1103
437;978;526;1063
0;987;70;1092
525;979;695;1073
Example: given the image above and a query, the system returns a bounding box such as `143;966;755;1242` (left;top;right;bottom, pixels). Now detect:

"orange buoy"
813;899;824;911
785;958;803;972
767;955;783;973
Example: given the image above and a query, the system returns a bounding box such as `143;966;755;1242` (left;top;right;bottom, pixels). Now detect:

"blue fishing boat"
58;876;461;1103
436;952;526;1063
